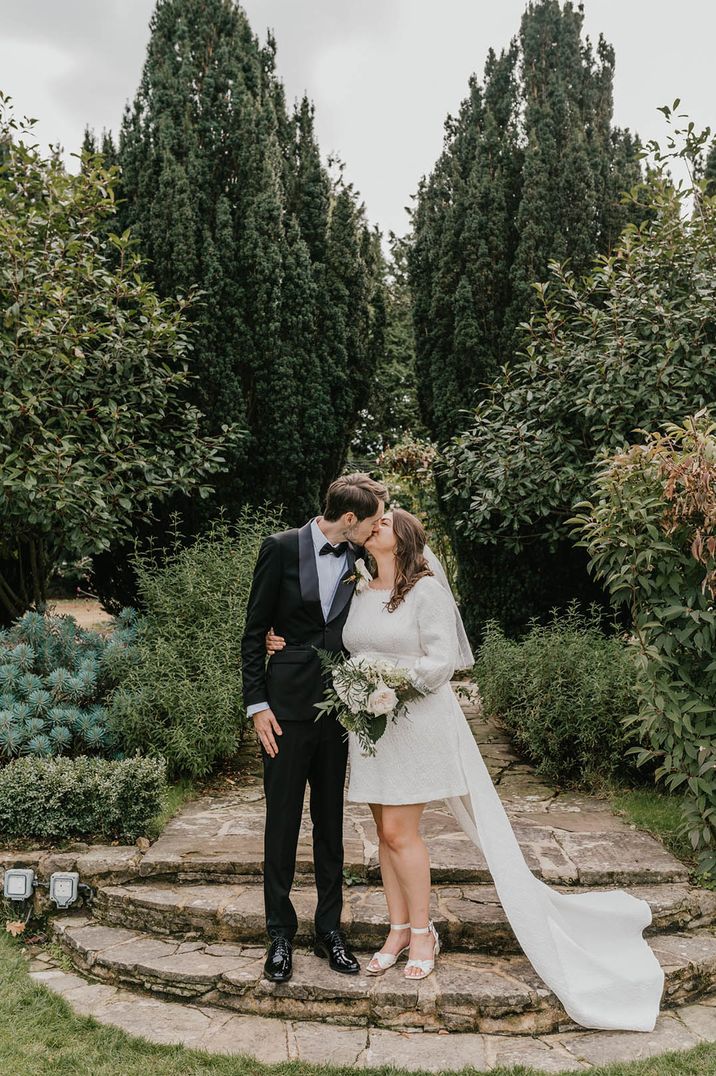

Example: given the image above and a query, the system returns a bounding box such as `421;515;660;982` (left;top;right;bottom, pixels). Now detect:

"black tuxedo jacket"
241;521;363;722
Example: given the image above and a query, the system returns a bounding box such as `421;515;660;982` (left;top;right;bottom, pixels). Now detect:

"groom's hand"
265;627;286;654
253;707;282;757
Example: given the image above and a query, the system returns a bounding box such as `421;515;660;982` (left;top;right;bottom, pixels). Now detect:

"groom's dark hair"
323;472;388;522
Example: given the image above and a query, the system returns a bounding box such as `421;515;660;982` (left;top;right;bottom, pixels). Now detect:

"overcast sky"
0;1;712;239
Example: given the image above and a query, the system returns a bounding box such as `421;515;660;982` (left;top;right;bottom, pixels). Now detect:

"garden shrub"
0;94;243;624
474;604;643;788
0;609;137;763
0;754;166;842
572;412;716;876
440;121;716;636
107;508;282;779
377;436;458;593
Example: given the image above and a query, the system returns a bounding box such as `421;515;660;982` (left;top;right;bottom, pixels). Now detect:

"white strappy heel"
365;922;411;975
404;920;440;980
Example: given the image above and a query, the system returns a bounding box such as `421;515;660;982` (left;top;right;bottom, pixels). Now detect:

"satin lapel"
326;545;357;624
298;520;323;622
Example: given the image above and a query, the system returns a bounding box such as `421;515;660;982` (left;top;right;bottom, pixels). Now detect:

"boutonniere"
344;557;373;593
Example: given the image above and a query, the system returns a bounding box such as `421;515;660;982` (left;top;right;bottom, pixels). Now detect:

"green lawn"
1;934;716;1076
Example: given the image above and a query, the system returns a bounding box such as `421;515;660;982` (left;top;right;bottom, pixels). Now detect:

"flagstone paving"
27;956;716;1072
131;692;690;889
10;685;716;1070
49;915;716;1035
92;878;716;952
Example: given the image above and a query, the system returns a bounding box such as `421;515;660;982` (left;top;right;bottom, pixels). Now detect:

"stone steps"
134;812;691;888
52;916;716;1036
29;958;716;1072
94;879;716;955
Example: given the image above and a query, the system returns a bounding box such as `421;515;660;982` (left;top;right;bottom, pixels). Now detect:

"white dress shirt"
246;518;348;718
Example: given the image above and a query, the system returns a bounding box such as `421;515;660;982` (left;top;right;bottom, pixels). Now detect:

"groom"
241;472;388;982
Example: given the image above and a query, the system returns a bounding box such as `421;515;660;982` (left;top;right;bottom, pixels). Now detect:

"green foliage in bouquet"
572;412;716;877
108;509;282;779
315;649;425;756
474;604;643;789
0;609;137;764
0;754;166;843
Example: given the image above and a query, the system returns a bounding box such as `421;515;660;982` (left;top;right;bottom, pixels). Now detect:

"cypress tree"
85;0;381;606
505;2;642;346
409;0;644;635
410;46;522;440
352;234;421;458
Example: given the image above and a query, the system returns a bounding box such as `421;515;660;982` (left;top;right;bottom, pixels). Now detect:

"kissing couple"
241;472;665;1032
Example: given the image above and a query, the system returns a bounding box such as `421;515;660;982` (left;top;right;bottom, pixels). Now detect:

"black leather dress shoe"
264;935;293;982
313;928;360;974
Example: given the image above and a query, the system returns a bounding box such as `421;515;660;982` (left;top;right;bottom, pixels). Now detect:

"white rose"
366;683;398;717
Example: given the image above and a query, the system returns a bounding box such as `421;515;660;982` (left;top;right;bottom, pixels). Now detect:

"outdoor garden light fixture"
2;868;36;901
48;871;79;909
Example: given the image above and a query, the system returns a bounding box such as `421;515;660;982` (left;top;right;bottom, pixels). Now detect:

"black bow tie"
320;541;349;557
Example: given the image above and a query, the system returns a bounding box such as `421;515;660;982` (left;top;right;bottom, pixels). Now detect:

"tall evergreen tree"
408;0;645;636
505;3;642;347
85;0;382;606
410;47;522;440
411;1;642;441
351;233;421;459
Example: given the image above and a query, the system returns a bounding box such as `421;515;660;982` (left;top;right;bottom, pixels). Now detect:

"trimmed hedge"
0;755;167;843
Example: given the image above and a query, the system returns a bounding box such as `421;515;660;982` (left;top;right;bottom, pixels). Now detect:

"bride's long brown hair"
379;508;434;611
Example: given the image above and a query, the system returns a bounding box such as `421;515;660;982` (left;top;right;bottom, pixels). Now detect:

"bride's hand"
265;627;286;655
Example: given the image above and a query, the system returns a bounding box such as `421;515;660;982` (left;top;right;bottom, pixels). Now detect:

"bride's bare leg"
368;803;410;968
379;803;435;975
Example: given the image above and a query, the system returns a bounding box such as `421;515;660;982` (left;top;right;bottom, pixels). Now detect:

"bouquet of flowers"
314;649;426;756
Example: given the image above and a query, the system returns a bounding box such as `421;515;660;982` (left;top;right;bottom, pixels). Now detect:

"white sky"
0;1;712;239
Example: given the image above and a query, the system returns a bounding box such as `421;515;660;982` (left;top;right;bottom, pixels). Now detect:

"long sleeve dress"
342;575;665;1033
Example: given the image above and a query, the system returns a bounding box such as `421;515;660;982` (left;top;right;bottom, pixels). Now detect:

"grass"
1;933;715;1076
608;787;694;861
146;778;197;840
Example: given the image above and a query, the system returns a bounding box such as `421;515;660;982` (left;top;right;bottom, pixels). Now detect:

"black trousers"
261;712;348;940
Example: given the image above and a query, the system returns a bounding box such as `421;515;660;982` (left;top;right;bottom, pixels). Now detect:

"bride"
270;507;665;1031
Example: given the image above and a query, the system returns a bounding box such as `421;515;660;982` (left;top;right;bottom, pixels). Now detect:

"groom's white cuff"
247;701;269;717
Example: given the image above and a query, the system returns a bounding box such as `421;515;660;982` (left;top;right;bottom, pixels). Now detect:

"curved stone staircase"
40;690;716;1068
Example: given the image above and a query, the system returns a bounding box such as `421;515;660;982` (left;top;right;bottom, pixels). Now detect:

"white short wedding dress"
343;574;665;1032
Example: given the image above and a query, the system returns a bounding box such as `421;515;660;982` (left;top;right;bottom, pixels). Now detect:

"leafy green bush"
0;609;137;763
0;754;166;842
107;509;282;779
440;117;716;635
474;605;643;788
0;93;243;622
572;412;716;876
